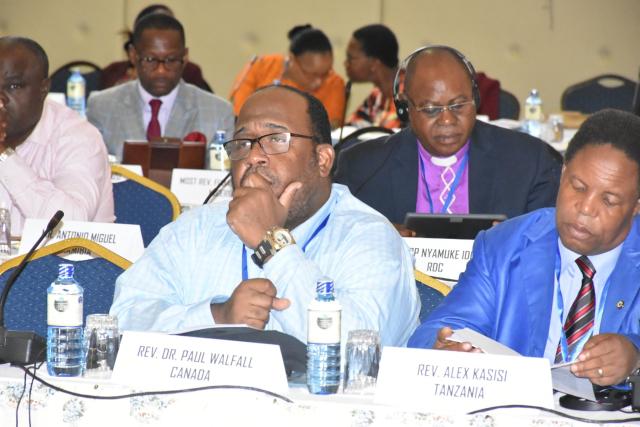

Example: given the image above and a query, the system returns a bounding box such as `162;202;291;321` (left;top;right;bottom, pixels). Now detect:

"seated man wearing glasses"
334;46;561;234
87;13;233;161
110;85;420;347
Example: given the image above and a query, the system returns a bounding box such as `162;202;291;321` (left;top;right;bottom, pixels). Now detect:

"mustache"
239;165;278;187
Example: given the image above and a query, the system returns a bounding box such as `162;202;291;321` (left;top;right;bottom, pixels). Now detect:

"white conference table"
0;364;637;426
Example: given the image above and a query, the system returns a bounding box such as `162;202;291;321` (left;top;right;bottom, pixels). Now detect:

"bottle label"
525;105;543;121
308;309;341;344
47;293;83;326
67;81;85;99
209;145;230;170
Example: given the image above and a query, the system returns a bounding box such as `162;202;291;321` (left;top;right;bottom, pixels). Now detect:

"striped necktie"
555;255;596;363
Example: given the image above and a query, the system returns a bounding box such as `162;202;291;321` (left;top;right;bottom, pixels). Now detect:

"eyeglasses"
223;132;314;161
408;98;475;118
137;56;185;71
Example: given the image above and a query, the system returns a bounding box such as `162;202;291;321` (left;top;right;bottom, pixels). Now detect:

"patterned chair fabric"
414;270;450;322
0;238;131;338
111;165;180;246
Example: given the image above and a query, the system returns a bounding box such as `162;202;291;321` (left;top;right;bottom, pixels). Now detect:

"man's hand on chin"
226;171;301;248
570;333;640;386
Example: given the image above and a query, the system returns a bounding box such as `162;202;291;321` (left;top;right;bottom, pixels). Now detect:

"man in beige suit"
87;13;233;161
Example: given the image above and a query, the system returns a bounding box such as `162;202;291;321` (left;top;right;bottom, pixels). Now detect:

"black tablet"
404;213;507;239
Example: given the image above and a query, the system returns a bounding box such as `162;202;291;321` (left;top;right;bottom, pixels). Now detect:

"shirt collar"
290;184;341;245
557;238;622;281
417;139;470;167
137;80;180;111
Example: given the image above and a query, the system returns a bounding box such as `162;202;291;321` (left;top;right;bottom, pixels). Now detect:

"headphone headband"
392;44;480;124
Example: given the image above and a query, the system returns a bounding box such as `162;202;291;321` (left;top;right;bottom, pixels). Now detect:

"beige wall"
1;0;638;115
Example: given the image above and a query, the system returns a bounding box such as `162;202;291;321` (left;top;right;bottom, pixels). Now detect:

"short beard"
284;151;321;230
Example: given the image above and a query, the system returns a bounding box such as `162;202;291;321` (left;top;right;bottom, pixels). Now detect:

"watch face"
272;229;294;247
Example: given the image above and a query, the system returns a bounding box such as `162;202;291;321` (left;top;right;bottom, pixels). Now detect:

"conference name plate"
404;237;474;283
20;219;144;262
112;331;289;395
375;347;554;413
171;168;232;206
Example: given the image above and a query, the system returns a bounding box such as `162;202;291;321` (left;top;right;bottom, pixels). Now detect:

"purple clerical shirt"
416;139;470;214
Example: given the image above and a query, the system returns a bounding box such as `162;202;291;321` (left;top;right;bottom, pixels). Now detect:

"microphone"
203;172;232;205
0;210;64;364
337;80;352;144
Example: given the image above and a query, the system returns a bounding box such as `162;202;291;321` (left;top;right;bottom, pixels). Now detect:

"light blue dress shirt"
543;238;622;362
110;184;420;347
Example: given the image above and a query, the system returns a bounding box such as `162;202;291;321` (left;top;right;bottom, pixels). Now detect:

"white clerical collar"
430;154;457;167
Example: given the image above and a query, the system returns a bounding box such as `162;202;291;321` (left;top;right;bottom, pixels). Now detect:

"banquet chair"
111;164;181;246
334;126;395;156
49;60;102;100
561;74;636;114
0;238;131;339
498;89;520;119
414;270;450;322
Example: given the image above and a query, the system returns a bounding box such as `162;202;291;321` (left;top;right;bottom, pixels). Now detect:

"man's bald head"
404;47;474;95
0;37;48;79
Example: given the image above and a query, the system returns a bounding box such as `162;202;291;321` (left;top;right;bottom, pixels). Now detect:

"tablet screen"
404;213;506;239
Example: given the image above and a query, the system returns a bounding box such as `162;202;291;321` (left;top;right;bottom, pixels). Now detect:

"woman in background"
344;24;400;129
230;25;345;128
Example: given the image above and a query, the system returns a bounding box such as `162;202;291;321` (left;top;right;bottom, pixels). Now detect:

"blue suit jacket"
334;122;562;224
408;208;640;354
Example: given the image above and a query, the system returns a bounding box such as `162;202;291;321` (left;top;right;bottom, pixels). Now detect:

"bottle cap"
58;263;75;280
315;277;334;296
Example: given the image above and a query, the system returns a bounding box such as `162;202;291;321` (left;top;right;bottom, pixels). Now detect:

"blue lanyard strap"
241;213;331;280
554;249;609;363
418;151;469;214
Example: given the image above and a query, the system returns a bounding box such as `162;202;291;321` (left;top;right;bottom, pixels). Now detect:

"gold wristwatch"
251;227;295;268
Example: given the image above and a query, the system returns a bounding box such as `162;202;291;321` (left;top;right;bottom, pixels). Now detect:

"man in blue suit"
409;109;640;386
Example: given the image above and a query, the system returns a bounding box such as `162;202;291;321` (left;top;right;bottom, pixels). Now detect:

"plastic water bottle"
66;69;86;117
524;89;543;138
0;205;11;255
307;277;341;394
208;130;229;170
47;264;84;377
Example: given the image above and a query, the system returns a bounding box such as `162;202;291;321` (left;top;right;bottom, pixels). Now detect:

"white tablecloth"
0;365;637;426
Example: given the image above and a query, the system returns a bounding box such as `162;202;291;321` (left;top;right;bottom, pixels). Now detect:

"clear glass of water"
343;329;381;394
84;314;119;377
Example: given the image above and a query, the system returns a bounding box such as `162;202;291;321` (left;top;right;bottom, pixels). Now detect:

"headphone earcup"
395;99;409;124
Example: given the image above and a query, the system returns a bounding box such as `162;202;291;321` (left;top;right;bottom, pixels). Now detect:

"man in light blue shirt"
409;109;640;386
110;85;420;347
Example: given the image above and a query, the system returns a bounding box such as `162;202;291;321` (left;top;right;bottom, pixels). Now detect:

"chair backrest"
414;270;450;322
561;74;636;114
0;238;131;338
334;126;395;156
111;165;181;246
49;60;102;100
498;89;520;119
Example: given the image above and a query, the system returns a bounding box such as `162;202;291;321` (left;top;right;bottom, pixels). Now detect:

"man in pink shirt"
0;36;114;235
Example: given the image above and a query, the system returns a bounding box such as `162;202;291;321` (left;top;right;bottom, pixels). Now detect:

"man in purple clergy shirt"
334;46;562;235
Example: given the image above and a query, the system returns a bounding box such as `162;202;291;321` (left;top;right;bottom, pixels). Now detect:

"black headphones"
392;45;480;124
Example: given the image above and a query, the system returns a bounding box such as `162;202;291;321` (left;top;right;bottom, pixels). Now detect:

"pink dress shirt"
0;99;115;235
